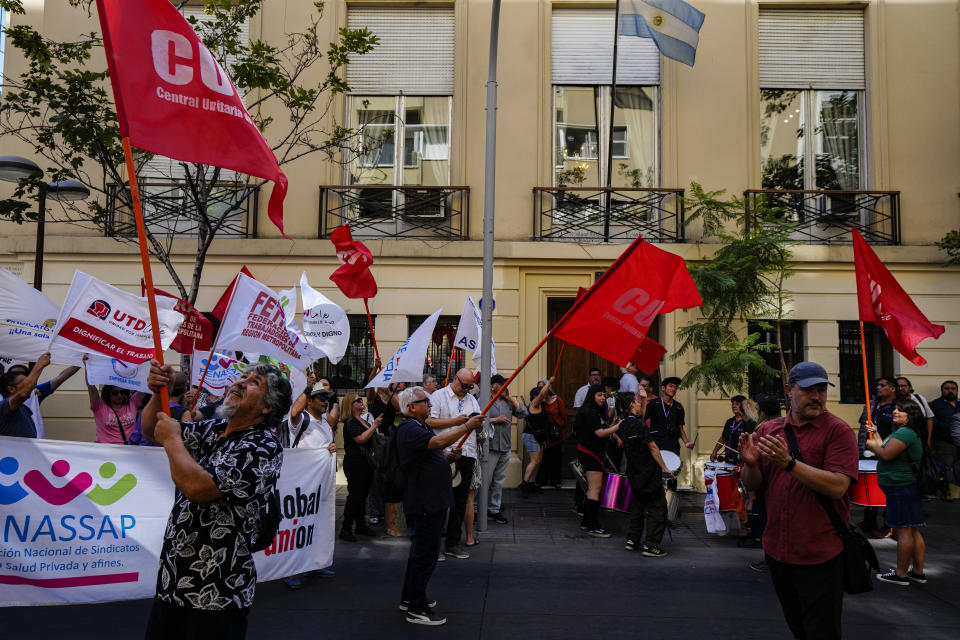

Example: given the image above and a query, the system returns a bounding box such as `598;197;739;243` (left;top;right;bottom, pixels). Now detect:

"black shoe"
586;527;612;538
355;524;377;536
399;599;437;611
749;561;769;573
339;528;357;542
642;545;667;558
907;570;927;584
625;539;638;552
488;511;508;524
405;608;447;625
876;570;910;586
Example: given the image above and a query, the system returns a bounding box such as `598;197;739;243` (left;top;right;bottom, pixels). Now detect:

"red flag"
553;237;701;366
853;229;944;366
629;336;668;375
212;266;254;321
329;225;378;299
140;281;213;353
95;0;289;236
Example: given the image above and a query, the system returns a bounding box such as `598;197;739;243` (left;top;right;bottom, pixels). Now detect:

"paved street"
6;489;959;639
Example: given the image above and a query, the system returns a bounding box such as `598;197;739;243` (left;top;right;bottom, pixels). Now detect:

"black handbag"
783;423;880;594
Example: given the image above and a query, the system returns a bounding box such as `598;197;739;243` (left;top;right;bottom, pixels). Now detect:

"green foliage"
937;230;960;266
675;183;795;396
555;166;587;188
0;0;377;302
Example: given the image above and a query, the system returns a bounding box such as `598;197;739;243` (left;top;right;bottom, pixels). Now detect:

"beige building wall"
1;1;958;489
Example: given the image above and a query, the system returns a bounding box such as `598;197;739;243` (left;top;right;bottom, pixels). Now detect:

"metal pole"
604;0;622;242
33;186;46;290
478;0;502;534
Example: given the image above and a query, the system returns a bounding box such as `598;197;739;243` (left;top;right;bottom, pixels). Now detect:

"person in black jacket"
575;384;622;537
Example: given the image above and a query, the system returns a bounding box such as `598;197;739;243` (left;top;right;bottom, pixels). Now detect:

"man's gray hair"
424;374;437;384
248;363;293;427
398;385;426;416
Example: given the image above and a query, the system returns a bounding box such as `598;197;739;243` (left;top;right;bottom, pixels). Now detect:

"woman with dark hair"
865;399;928;585
575;383;622;537
520;378;552;497
537;380;569;489
85;366;144;444
340;392;383;541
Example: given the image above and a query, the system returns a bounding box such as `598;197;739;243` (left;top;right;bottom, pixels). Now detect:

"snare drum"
849;459;886;507
660;450;682;475
704;462;741;511
601;472;633;512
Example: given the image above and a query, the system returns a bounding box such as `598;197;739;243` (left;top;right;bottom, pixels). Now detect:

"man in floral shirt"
140;360;291;639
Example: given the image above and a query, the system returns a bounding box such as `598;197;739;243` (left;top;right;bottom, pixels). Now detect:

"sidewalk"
5;488;959;639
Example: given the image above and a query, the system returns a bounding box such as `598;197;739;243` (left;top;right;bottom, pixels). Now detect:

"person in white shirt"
427;368;483;558
423;374;439;397
896;377;935;439
573;368;603;408
619;363;640;394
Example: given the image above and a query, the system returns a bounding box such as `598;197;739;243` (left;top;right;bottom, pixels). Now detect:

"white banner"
190;350;247;394
84;356;152;393
0;269;60;362
0;436;335;606
300;272;350;364
48;273;184;364
452;295;497;374
366;309;442;388
216;274;312;367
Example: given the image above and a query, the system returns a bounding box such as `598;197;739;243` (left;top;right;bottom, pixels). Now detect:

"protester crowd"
3;352;958;637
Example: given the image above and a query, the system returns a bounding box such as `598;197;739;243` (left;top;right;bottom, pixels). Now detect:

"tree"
0;0;377;304
674;182;797;397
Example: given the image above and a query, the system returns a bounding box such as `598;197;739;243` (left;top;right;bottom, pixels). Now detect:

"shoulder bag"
783;423;880;594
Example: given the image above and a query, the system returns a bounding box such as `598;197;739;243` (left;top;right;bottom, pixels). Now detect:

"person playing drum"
575;384;622;538
620;392;674;557
710;395;757;465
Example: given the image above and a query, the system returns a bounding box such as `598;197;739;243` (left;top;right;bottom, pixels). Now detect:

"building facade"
1;0;958;489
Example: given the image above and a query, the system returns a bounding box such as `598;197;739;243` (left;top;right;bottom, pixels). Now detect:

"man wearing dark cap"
740;362;859;640
482;374;527;523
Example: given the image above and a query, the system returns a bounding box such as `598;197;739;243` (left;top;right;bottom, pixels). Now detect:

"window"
0;6;7;89
748;320;805;401
407;315;460;379
838;321;894;404
345;8;454;194
758;10;865;192
552;9;659;188
311;315;377;393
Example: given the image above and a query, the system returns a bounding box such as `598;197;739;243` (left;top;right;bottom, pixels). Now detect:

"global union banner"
0;437;334;606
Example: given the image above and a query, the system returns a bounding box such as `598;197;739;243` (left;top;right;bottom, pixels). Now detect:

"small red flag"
140;281;213;353
553;237;701;366
629;336;668;375
95;0;289;236
853;229;944;366
329;225;378;299
212;266;254;321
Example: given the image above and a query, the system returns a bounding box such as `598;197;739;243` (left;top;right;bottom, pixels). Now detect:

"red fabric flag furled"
329;225;378;299
853;229;944;366
629;336;668;375
212;266;254;321
140;281;213;353
95;0;289;236
553;237;701;366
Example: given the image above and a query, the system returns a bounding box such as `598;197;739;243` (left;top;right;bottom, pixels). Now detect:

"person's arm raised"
8;353;50;410
140;360;173;444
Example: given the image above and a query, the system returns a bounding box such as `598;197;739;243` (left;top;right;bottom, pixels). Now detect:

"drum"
849;459;886;507
704;461;741;511
704;461;738;476
601;472;633;512
660;450;682;475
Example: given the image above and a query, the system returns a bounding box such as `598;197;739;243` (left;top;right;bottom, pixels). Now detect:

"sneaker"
405;608;447;626
437;553;446;562
339;528;357;542
907;571;927;584
355;524;378;536
749;561;769;574
876;570;910;586
444;546;470;559
283;576;302;590
625;539;638;552
305;568;336;578
642;545;668;558
488;511;508;524
399;599;437;611
585;528;612;538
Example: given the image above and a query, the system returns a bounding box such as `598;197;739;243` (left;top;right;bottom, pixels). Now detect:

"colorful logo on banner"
0;456;137;507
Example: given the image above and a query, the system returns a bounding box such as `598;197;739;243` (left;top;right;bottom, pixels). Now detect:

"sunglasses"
353;398;364;404
410;397;431;405
456;376;474;390
110;389;130;396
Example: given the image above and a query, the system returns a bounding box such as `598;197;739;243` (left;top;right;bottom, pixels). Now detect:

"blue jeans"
401;510;445;611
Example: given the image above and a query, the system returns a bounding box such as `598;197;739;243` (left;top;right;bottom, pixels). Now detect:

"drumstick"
712;437;740;455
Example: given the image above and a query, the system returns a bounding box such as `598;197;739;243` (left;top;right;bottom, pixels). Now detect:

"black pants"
445;456;476;548
537;443;563;486
402;510;445;611
342;459;373;531
747;489;766;539
626;486;667;546
766;553;844;640
145;597;248;640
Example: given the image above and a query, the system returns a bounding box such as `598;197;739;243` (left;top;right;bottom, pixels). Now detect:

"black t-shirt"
395;417;453;516
524;410;548;438
575;405;607;455
343;416;374;462
622;414;659;493
646;398;685;454
370;395;397;435
720;417;756;464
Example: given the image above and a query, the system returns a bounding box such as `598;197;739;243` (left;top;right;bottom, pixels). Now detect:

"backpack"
913;448;944;495
251;489;283;553
378;430;408;503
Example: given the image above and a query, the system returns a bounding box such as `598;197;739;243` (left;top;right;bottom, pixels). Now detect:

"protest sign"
189;350;247;394
300;272;349;364
366;309;442;388
0;436;334;606
0;269;60;362
84;356;152;393
48;273;183;364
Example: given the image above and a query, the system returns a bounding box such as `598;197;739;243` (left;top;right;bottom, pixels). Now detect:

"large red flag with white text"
95;0;289;235
329;225;378;299
853;229;944;366
553;237;701;366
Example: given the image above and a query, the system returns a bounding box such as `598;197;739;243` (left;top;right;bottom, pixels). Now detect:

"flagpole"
603;0;622;241
190;275;239;411
444;347;457;386
363;298;381;365
121;136;169;415
859;320;875;440
552;342;566;379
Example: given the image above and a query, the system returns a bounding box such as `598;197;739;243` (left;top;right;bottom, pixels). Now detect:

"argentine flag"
620;0;705;67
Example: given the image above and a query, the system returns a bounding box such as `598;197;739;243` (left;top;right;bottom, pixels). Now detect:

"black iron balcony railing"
533;187;685;243
106;179;259;238
744;189;900;245
318;185;469;240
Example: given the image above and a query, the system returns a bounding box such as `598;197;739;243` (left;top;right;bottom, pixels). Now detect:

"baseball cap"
787;362;835;388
